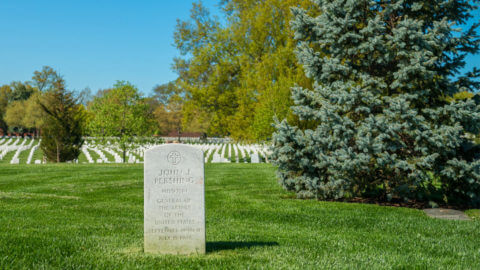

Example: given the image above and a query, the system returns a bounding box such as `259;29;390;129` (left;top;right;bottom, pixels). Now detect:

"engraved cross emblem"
167;151;181;165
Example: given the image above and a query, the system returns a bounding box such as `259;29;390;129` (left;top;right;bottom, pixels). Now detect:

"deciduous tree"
174;0;314;141
31;66;64;92
88;81;153;162
0;85;12;131
4;100;26;132
9;81;35;102
152;82;184;137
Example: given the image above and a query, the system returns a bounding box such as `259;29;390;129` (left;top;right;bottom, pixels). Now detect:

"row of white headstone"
0;138;43;164
0;138;271;164
10;138;35;164
81;142;144;164
201;143;268;163
80;142;270;164
0;138;19;160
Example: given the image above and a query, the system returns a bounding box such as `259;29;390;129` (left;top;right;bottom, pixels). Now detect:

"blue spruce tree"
272;0;480;207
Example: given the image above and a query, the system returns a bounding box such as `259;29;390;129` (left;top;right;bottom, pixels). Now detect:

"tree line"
0;66;185;162
171;0;317;141
0;67;186;135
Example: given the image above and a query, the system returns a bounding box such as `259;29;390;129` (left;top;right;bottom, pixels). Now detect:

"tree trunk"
56;140;60;163
123;145;126;163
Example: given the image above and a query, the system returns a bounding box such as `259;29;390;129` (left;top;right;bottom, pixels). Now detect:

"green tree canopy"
0;85;12;131
88;81;153;162
9;81;36;102
4;86;44;133
152;82;184;136
37;68;85;163
173;0;314;141
40;88;85;162
4;100;25;131
31;66;65;92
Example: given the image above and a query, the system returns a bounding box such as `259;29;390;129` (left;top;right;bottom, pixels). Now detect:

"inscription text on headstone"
144;144;205;255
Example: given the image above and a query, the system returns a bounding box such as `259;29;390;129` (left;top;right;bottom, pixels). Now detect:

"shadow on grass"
207;241;279;252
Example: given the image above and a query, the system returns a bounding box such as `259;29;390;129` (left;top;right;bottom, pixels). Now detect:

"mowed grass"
0;164;479;269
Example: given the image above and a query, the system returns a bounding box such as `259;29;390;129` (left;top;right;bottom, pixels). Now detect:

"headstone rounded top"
146;144;202;153
145;144;203;166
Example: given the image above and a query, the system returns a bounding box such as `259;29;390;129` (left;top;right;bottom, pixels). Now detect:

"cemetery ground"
0;164;479;269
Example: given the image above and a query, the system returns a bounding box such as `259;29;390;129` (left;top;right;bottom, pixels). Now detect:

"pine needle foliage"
272;0;480;207
39;87;84;163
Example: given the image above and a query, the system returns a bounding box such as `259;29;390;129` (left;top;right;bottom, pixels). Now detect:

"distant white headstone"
144;144;205;255
212;153;221;163
34;160;41;164
251;152;260;163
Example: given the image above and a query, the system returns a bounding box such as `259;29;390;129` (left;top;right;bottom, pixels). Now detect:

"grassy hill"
0;164;478;269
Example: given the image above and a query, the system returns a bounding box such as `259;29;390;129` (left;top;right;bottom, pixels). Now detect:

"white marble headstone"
144;144;205;255
251;152;260;163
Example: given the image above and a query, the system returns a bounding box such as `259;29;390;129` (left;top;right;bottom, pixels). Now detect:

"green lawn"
0;150;16;164
32;145;44;163
87;148;101;163
18;140;38;164
129;150;144;163
100;149;115;163
17;147;31;164
77;151;89;163
466;209;480;220
0;164;479;269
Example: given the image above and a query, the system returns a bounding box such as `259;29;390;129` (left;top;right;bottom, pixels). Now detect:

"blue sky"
0;0;221;95
0;1;478;96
